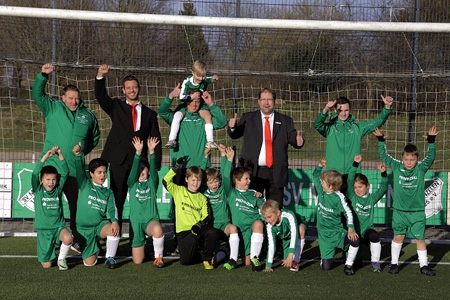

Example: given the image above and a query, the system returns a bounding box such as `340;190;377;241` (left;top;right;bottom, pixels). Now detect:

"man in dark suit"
95;64;162;231
227;88;304;207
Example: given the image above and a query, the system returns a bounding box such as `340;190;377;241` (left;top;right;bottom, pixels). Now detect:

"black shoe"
250;256;263;272
344;265;355;275
420;265;436;276
389;264;399;275
104;257;117;269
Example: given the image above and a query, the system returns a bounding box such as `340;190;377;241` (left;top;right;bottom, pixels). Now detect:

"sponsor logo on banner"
424;177;443;218
16;167;35;211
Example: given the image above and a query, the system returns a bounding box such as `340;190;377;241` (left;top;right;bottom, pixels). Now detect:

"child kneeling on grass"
128;136;164;267
313;158;360;275
32;146;73;270
261;199;306;273
72;143;120;269
163;159;218;270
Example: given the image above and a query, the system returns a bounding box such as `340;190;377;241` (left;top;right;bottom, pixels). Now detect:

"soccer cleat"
420;265;436;276
165;140;177;148
250;256;263;272
104;257;117;269
344;265;355;275
290;261;299;272
223;259;237;271
388;264;399;275
371;262;381;272
205;141;218;149
70;242;81;254
58;259;68;271
203;260;214;270
153;256;164;268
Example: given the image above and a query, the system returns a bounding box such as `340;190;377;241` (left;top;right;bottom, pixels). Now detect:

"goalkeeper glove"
191;221;204;236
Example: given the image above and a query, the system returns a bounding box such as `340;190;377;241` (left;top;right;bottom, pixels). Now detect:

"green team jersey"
32;159;69;229
378;141;435;211
73;155;118;227
163;168;209;233
227;188;264;230
127;153;160;223
312;166;355;231
180;75;214;100
158;96;227;168
314;107;392;174
265;208;299;268
347;163;388;236
203;156;233;229
32;72;100;177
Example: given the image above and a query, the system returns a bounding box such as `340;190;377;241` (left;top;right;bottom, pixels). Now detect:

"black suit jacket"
228;110;303;188
95;78;162;169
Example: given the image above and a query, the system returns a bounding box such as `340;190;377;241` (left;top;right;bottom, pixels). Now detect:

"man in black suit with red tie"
95;64;162;232
227;88;304;207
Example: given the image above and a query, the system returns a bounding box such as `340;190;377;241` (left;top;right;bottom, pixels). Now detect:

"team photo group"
32;59;437;277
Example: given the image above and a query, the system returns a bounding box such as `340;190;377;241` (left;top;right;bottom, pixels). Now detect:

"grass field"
1;237;450;299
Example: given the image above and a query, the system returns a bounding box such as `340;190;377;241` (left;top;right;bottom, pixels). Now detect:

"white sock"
105;236;121;258
205;123;214;142
250;233;264;258
417;249;429;268
58;243;71;260
293;238;305;263
168;111;184;141
229;233;240;261
391;241;403;265
345;245;359;266
153;236;164;258
370;241;382;262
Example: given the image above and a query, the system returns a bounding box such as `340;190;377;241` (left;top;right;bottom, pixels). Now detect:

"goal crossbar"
1;5;450;33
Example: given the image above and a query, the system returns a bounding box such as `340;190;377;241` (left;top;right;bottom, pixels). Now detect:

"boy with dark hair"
32;146;72;270
313;158;360;275
72;143;120;269
374;126;437;276
163;161;218;269
128;136;164;267
228;167;265;272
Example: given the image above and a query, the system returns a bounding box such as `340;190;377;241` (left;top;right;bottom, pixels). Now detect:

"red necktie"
265;116;273;168
130;103;137;132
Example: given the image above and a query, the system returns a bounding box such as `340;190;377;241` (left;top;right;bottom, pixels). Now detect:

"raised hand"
228;113;238;129
169;83;181;99
319;157;327;168
323;99;337;113
423;125;438;138
296;130;304;147
202;91;213;106
212;74;219;82
225;146;234;162
41;64;54;74
377;163;386;173
354;154;362;163
204;147;212;158
380;94;394;109
373;127;387;138
132;136;143;155
147;137;160;154
97;64;109;77
72;142;82;156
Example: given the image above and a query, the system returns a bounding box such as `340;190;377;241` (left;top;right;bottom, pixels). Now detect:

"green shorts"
392;209;426;240
130;218;159;248
318;228;348;260
214;222;230;233
77;220;110;259
37;227;65;263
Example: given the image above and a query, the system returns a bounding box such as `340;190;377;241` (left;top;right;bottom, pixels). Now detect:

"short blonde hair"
192;60;207;77
185;166;203;181
260;199;280;215
321;170;342;192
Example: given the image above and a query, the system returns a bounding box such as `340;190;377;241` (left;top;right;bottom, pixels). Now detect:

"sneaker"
205;141;218;149
153;256;164;268
104;257;117;269
70;242;81;254
371;262;381;272
344;265;355;275
250;256;263;272
165;140;177;148
203;260;214;270
223;259;237;271
420;265;436;276
58;259;68;271
290;261;299;272
389;264;399;275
